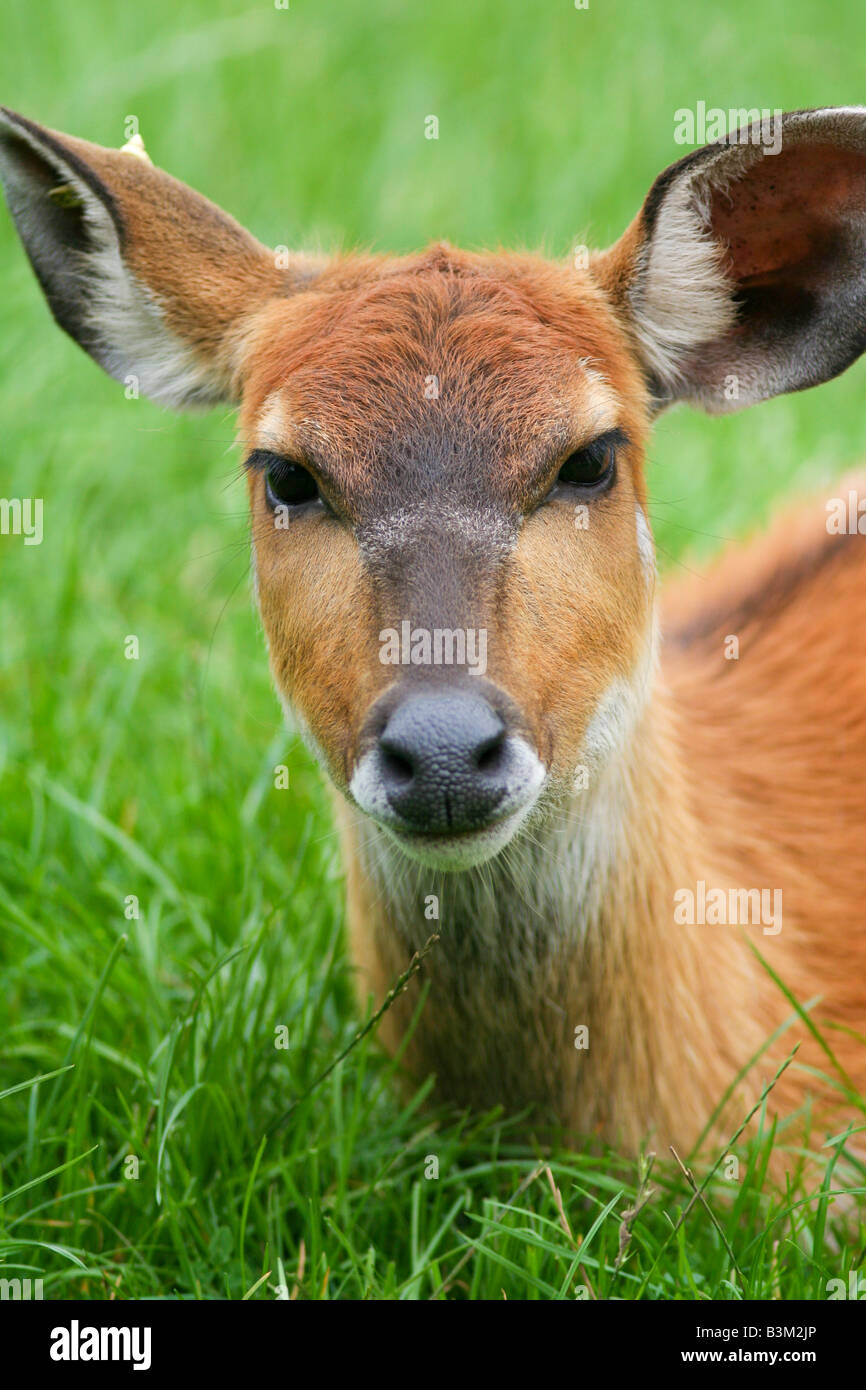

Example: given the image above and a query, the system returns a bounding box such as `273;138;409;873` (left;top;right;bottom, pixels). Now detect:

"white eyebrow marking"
256;392;289;450
575;358;621;437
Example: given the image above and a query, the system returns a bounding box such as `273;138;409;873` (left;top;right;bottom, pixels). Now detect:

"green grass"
1;0;865;1300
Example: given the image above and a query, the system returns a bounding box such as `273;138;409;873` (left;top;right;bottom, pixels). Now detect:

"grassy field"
1;0;865;1301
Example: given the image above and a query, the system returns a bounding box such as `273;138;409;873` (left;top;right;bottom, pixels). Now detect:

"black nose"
377;691;512;833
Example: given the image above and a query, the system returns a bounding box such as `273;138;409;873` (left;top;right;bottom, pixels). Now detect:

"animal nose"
377;691;512;833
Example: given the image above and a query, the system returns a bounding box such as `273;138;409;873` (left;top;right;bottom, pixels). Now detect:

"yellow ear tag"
119;133;152;165
47;183;83;208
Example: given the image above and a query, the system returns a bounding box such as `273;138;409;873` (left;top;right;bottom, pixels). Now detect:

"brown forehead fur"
238;243;651;506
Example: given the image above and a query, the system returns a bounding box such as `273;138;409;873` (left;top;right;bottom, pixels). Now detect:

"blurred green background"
0;0;864;1299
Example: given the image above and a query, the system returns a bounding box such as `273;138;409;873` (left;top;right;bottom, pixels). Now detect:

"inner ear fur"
0;108;306;407
593;107;866;413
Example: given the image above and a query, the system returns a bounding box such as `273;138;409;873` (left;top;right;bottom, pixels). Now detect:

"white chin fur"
378;799;542;871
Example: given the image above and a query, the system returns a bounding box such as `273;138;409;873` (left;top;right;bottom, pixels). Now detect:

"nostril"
372;692;517;833
380;744;415;786
474;729;507;775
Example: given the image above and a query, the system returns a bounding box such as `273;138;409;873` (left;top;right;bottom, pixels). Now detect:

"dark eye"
556;432;621;493
266;459;319;508
248;450;320;509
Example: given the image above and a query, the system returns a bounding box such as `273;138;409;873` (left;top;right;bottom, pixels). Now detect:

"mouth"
375;799;541;869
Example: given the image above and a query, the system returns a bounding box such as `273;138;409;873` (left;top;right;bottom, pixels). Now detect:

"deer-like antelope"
2;106;865;1164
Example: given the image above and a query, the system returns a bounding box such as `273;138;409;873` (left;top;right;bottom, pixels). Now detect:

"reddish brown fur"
663;489;866;1128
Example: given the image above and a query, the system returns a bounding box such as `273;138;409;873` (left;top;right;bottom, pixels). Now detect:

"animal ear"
594;107;866;413
0;108;310;408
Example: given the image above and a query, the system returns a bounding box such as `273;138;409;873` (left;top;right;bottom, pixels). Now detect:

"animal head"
2;105;865;867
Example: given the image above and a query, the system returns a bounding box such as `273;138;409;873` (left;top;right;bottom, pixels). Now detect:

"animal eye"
266;460;319;508
556;433;620;492
248;450;320;509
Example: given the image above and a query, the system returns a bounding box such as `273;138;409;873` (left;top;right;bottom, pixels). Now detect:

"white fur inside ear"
74;187;224;407
629;169;737;395
7;120;224;407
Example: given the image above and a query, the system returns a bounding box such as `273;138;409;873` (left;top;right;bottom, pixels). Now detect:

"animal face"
239;248;655;866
